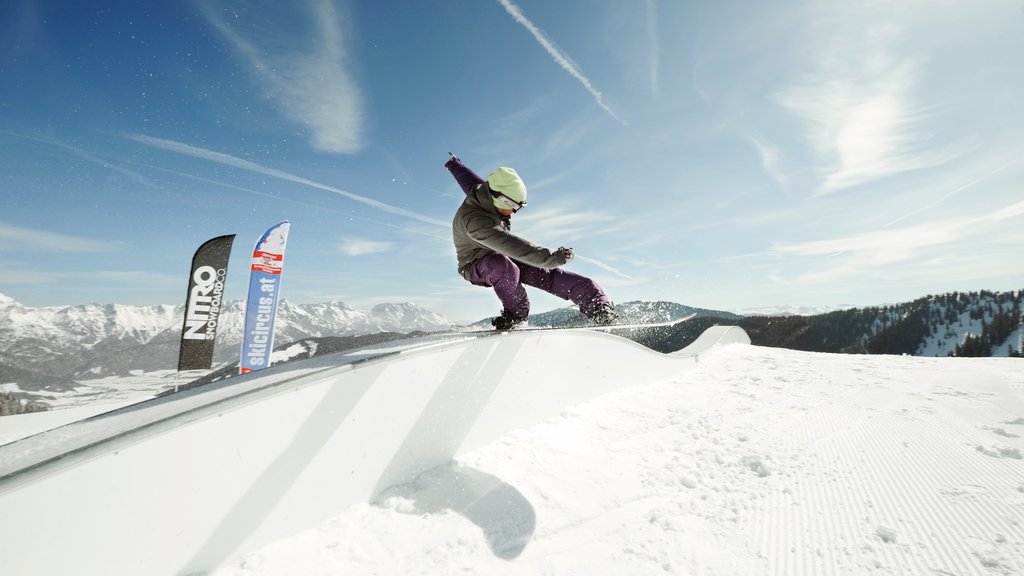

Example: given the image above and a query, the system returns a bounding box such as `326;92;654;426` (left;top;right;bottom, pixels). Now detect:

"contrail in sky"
2;129;152;186
126;133;448;228
199;0;364;154
646;0;660;97
883;162;1011;228
576;255;633;280
497;0;625;124
0;220;121;253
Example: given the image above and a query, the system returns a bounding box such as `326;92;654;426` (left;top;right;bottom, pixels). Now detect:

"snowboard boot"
589;302;618;326
491;310;526;331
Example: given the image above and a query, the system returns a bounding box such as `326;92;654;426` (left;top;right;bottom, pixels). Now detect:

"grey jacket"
453;182;568;280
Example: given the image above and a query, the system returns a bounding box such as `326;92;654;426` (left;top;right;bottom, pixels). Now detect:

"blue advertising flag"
239;222;290;374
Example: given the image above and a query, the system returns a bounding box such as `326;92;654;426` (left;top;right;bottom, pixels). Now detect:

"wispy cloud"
882;160;1014;227
126;133;448;227
575;254;634;281
496;0;624;124
0;221;121;253
474;98;603;163
774;13;968;195
517;200;617;243
338;238;395;256
772;200;1024;280
200;0;363;154
136;160;450;241
646;0;660;98
1;130;152;185
745;132;789;187
514;201;633;280
0;261;63;285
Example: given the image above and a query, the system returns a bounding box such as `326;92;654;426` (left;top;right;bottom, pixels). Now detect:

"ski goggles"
493;193;527;213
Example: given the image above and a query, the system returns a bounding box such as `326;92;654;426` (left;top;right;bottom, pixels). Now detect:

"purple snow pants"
468;253;610;320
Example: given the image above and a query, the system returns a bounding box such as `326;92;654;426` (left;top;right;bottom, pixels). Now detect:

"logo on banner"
182;265;228;340
251;250;284;274
239;221;290;375
243;279;278;370
178;234;235;372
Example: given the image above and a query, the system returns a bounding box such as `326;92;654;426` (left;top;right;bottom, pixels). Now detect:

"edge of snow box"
0;325;749;576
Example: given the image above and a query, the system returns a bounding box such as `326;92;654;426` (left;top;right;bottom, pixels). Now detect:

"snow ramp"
0;325;749;576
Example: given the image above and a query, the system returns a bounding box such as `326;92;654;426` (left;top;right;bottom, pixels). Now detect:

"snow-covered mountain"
0;293;452;383
736;289;1024;357
3;289;1020;405
730;303;859;317
525;300;743;327
0;292;180;348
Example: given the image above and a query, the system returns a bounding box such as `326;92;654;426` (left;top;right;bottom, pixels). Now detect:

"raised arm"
444;152;485;195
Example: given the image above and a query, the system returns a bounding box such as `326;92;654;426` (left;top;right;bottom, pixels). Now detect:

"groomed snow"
213;345;1024;576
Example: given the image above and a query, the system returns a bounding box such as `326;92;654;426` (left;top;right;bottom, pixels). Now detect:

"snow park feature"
2;323;1023;575
215;346;1024;576
0;324;748;575
462;312;699;334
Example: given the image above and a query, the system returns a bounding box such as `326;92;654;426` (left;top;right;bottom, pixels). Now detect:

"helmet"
487;167;528;212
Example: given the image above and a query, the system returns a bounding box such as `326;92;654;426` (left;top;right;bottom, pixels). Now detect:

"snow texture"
209;345;1024;576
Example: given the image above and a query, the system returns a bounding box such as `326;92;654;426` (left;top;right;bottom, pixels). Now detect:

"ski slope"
2;327;1022;575
213;345;1024;576
0;325;747;576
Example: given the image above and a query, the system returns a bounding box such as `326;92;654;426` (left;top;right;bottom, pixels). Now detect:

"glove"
555;246;574;265
445;151;460;166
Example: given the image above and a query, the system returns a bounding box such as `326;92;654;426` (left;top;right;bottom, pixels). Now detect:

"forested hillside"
736;290;1022;357
633;290;1022;358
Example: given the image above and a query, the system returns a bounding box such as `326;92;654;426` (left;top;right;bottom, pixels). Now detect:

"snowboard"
462;313;698;334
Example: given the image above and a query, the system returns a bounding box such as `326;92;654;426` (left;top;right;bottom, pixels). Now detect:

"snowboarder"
445;152;617;330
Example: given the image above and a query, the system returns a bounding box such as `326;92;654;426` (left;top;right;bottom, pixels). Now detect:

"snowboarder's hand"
446;151;460;166
555;246;574;265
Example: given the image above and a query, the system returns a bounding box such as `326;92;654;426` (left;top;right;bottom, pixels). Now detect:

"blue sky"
2;0;1022;323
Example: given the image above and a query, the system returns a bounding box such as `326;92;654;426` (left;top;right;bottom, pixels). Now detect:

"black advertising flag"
177;234;235;371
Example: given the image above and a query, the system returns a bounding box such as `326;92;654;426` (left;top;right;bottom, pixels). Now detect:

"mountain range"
0;293;450;388
622;290;1023;359
1;290;1021;408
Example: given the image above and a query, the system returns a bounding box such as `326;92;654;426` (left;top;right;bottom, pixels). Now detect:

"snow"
0;369;208;444
274;342;314;364
0;397;144;444
915;297;1022;357
208;345;1024;576
993;326;1024;357
2;329;1021;576
731;304;858;317
0;297;180;345
6;370;185;407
